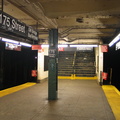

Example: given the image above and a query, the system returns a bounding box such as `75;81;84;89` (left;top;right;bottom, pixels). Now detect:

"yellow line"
102;85;120;120
58;76;97;80
0;82;36;97
58;76;72;79
74;76;97;80
112;86;120;96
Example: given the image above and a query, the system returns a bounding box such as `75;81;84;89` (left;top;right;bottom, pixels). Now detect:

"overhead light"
109;33;120;47
41;45;49;48
58;45;68;47
20;42;31;47
41;44;68;48
1;37;31;47
2;38;19;44
70;44;98;47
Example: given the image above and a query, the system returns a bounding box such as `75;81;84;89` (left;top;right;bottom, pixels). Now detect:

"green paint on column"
48;29;58;100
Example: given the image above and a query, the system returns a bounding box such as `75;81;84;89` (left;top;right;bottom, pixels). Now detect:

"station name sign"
0;11;38;41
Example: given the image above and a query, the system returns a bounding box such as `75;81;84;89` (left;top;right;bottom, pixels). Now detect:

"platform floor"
0;79;116;120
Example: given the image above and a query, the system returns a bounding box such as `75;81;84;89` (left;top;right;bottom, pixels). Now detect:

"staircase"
58;51;74;76
58;51;96;77
75;51;96;77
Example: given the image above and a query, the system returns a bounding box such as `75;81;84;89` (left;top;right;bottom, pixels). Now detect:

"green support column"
48;29;58;100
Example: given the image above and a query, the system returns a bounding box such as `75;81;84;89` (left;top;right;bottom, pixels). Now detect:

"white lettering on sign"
77;47;93;51
12;19;25;33
0;13;26;34
3;15;10;27
49;49;56;57
28;26;38;40
0;11;38;41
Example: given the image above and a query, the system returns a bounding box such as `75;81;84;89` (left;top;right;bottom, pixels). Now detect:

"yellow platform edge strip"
58;76;97;80
0;82;36;97
102;85;120;120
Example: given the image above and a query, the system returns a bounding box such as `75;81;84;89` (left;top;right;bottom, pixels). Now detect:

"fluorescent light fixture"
2;38;19;44
41;45;49;47
70;44;98;47
20;42;31;47
109;33;120;47
58;45;68;47
41;44;68;48
2;37;31;47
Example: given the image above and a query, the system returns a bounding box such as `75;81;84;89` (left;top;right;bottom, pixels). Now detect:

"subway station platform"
0;79;120;120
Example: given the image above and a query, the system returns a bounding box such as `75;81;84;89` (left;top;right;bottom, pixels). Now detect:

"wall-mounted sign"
0;11;38;41
32;45;41;50
5;42;21;51
102;72;108;80
27;26;38;41
31;70;37;77
116;41;120;50
49;49;56;57
77;47;93;51
101;45;108;52
58;47;64;51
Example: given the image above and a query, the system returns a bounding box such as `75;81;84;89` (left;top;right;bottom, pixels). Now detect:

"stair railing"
72;51;76;75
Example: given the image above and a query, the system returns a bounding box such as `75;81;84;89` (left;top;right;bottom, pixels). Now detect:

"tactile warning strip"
0;82;36;97
102;85;120;120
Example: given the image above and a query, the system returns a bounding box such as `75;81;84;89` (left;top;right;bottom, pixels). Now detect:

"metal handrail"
72;51;76;74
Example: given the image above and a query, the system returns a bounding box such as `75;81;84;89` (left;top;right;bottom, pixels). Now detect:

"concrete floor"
0;79;115;120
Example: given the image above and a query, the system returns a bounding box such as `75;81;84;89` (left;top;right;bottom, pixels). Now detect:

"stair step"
58;51;96;77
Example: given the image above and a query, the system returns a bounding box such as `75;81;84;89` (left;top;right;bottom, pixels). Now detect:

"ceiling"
1;0;120;45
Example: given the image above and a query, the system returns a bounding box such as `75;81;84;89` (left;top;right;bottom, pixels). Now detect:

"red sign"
58;47;64;51
31;70;37;77
101;45;108;52
32;45;41;50
102;72;108;80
